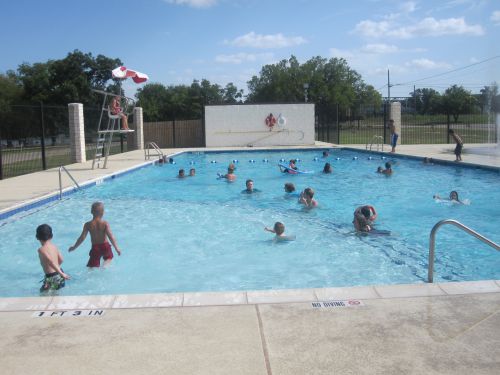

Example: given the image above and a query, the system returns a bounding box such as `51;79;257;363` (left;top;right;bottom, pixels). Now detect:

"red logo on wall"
265;113;276;130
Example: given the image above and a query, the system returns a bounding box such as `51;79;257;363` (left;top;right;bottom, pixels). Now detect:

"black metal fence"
0;103;128;179
315;99;498;146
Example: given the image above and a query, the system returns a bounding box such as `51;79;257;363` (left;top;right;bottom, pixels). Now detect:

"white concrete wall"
205;104;315;147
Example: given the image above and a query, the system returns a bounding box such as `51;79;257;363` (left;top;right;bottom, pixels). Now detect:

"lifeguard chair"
91;89;135;169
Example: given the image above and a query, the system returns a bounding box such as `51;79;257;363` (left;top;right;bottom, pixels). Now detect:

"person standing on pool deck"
37;224;70;292
449;129;463;162
389;119;398;153
68;202;121;267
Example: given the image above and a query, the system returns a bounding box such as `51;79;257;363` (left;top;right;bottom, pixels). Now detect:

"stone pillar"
389;101;402;145
133;107;144;150
68;103;86;163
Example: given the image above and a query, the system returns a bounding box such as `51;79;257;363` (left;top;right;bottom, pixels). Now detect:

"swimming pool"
1;148;499;297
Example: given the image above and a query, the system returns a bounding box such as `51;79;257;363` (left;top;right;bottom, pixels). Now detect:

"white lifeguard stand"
91;89;135;169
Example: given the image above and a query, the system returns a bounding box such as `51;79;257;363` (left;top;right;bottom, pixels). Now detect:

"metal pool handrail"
366;135;384;152
145;142;164;160
428;219;500;283
58;166;80;200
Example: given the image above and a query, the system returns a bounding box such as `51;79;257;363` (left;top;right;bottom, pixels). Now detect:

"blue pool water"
1;149;499;297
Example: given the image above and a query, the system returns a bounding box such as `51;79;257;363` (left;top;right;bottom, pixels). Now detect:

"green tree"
0;72;25;139
441;85;478;123
17;50;122;106
0;71;23;111
137;79;242;121
222;82;243;103
135;83;169;121
410;88;442;114
246;55;381;114
12;50;122;136
479;83;499;113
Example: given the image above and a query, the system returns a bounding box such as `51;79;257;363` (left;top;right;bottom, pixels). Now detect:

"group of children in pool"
36;150;465;292
36;201;121;293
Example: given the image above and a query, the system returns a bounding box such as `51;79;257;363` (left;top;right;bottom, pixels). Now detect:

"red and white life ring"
265;114;276;128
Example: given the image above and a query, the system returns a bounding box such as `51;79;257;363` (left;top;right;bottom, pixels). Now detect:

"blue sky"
1;0;499;98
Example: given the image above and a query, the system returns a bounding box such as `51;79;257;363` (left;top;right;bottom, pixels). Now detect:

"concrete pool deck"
1;142;499;374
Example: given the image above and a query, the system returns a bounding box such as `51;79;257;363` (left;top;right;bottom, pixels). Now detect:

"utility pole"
414;85;417;114
387;69;391;103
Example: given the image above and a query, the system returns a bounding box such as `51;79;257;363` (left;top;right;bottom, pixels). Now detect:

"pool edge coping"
1;280;499;312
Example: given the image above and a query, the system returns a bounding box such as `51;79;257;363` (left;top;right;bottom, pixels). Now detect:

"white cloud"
354;17;484;38
361;43;399;54
225;32;307;49
215;52;273;64
164;0;217;8
399;1;417;13
405;58;452;69
491;11;500;25
331;44;412;58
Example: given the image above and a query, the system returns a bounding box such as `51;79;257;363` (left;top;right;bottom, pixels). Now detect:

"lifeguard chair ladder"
91;90;134;169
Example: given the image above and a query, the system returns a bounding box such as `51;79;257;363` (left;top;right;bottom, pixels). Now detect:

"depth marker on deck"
33;309;106;318
311;300;363;308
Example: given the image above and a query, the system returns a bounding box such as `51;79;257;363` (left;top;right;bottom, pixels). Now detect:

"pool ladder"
427;219;500;283
366;135;384;152
58;166;80;200
145;142;164;160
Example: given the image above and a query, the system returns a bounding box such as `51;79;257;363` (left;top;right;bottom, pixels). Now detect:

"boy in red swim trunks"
68;202;121;267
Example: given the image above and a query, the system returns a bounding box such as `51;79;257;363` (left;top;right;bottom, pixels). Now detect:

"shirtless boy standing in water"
69;202;121;267
37;224;70;292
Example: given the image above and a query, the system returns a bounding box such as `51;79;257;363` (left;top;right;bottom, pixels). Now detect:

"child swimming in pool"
352;205;377;232
299;187;318;208
218;166;236;181
323;162;332;174
381;162;392;175
68;202;122;267
284;182;299;198
37;224;70;292
242;179;260;193
264;222;295;241
433;191;465;204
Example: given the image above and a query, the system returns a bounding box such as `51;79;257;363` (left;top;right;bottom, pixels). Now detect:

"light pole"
303;83;309;103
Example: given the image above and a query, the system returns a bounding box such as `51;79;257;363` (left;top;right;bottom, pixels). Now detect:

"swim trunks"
40;271;65;292
391;133;399;148
87;242;113;267
454;143;463;156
